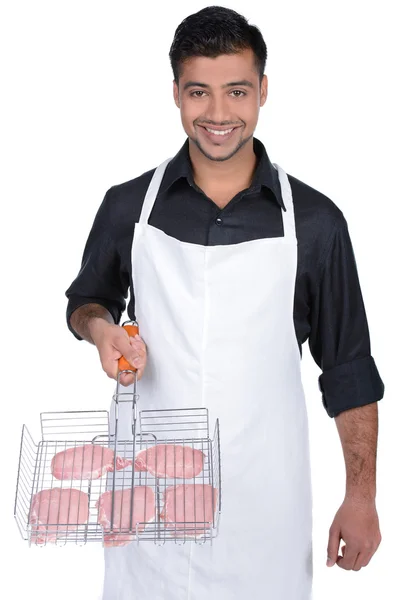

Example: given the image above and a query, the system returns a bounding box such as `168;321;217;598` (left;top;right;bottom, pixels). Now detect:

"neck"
188;136;258;191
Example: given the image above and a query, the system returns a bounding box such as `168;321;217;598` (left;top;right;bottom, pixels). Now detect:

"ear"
260;74;268;107
173;80;180;108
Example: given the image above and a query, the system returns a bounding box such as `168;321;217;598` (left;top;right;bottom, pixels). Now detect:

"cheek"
180;102;199;122
241;99;258;120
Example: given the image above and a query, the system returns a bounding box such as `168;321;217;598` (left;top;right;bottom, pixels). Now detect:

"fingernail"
326;557;334;567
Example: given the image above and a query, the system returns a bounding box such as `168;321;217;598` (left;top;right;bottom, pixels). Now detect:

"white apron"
103;156;313;600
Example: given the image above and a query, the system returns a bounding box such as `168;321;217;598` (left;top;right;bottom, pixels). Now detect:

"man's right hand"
89;318;147;387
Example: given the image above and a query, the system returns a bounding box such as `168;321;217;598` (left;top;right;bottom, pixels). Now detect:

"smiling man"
175;48;266;209
66;6;384;600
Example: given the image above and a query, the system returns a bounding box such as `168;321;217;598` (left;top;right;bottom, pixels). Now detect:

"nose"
205;95;231;126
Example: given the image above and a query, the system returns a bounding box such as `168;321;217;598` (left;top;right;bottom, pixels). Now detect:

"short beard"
189;129;253;162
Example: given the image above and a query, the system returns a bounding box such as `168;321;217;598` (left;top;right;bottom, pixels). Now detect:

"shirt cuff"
66;296;121;341
318;355;384;418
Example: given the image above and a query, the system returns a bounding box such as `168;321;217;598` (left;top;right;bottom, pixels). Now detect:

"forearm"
70;303;114;344
335;402;378;502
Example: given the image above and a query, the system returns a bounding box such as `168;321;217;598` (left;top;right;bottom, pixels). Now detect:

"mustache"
196;122;243;128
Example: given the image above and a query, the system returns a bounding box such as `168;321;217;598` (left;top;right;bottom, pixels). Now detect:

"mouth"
198;125;241;143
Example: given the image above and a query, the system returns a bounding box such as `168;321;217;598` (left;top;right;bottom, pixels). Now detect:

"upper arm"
65;187;129;340
308;215;384;417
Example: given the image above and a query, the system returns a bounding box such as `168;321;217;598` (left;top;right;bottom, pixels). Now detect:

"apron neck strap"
139;158;172;225
272;163;296;241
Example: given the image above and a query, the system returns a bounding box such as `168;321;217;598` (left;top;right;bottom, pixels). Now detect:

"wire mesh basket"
14;322;221;547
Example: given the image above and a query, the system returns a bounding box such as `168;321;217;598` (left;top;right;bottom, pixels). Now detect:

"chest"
201;188;250;210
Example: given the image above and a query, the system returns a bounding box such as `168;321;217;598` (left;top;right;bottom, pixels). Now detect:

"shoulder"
287;172;346;228
286;172;350;274
100;166;157;235
107;167;157;213
287;172;350;247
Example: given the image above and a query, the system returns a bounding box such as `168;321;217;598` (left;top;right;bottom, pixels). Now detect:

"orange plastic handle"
118;323;139;372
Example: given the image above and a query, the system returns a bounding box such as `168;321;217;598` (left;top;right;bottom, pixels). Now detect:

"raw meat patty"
97;486;155;547
51;444;132;480
160;484;218;536
29;488;89;544
134;444;205;478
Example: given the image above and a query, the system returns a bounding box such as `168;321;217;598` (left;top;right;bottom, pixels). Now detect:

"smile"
205;127;234;136
199;125;240;142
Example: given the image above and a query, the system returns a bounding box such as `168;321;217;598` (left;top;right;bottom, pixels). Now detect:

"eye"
189;90;247;98
230;90;246;97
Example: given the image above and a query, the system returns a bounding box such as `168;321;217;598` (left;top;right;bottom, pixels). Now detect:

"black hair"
169;6;267;86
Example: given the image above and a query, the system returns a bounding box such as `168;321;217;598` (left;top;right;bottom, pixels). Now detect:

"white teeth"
205;128;233;136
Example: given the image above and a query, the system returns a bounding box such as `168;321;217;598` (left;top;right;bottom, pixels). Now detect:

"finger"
353;538;379;570
116;335;139;368
118;371;135;387
129;337;146;356
100;357;119;380
130;343;147;367
327;525;341;566
117;355;143;381
120;367;144;384
353;551;369;571
356;549;376;568
102;358;134;380
337;544;359;571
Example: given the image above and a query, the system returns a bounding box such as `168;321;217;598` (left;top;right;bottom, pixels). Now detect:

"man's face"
173;48;268;162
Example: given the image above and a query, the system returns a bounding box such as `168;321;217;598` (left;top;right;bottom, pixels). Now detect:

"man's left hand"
326;496;382;570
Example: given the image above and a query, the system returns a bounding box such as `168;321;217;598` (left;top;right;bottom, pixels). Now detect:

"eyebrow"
183;79;255;91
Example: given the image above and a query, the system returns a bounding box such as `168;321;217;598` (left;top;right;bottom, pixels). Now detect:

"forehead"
179;48;258;84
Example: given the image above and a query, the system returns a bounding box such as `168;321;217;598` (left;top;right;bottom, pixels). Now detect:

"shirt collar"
158;136;286;211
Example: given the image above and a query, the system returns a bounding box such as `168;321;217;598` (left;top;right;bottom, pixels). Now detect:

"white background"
1;1;398;598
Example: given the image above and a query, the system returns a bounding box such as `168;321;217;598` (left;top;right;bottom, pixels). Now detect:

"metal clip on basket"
14;321;221;547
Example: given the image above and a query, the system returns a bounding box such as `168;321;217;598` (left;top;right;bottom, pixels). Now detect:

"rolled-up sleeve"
308;215;384;417
65;187;129;340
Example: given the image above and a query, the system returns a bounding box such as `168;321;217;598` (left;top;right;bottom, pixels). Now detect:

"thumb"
326;524;340;567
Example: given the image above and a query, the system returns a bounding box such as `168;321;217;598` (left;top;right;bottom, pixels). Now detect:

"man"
65;6;384;599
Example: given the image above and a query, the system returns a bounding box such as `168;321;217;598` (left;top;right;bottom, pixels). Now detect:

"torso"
194;176;253;211
200;188;250;210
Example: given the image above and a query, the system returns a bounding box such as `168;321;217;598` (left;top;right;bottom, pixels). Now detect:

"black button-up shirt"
65;136;384;418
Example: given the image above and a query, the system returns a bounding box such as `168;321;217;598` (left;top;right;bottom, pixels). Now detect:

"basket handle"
118;321;139;373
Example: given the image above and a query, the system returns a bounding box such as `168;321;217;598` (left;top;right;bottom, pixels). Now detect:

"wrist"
88;317;112;345
345;485;376;504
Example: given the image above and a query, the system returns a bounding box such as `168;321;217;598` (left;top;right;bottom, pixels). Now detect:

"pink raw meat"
97;487;155;547
51;444;132;480
29;488;89;544
160;484;218;536
134;444;205;478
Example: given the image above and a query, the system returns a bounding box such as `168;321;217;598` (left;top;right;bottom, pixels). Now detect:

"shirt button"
215;217;223;226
